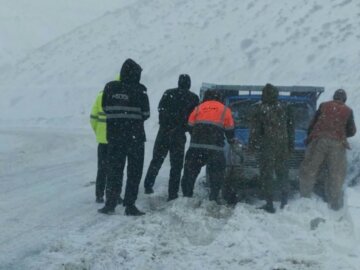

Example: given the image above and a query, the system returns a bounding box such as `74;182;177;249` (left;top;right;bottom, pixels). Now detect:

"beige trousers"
299;138;347;210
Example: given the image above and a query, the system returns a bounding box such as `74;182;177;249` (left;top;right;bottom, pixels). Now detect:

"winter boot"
125;205;145;216
98;205;115;215
258;201;276;214
145;187;154;194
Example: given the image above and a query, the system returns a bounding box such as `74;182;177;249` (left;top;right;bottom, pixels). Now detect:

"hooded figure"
98;58;150;216
249;83;294;213
178;74;191;90
120;58;142;84
261;83;278;104
156;74;197;130
144;74;199;200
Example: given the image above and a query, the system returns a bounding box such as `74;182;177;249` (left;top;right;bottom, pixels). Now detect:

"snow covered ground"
1;0;360;269
1;128;360;270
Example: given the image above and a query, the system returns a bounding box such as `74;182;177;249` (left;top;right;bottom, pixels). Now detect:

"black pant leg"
123;141;145;207
275;156;290;196
168;133;186;198
144;129;170;189
207;150;226;200
96;143;108;199
258;151;276;203
181;148;206;197
105;142;127;209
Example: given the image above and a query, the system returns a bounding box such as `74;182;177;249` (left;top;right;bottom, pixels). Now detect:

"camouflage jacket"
248;84;294;156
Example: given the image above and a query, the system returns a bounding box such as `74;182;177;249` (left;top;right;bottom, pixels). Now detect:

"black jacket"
102;59;150;142
158;84;199;132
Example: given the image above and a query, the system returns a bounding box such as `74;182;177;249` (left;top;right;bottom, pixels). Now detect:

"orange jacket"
188;100;235;150
188;100;234;130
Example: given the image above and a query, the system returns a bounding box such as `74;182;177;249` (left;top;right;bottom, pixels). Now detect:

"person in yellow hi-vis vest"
90;90;108;203
90;75;121;203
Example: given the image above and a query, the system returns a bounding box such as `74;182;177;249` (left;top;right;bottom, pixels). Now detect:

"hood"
178;74;191;90
261;83;278;105
120;58;142;83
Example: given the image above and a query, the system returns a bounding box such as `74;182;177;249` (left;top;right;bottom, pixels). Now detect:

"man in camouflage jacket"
249;84;294;213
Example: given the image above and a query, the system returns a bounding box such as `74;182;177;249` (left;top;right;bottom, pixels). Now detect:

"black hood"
261;83;279;105
120;58;142;83
178;74;191;90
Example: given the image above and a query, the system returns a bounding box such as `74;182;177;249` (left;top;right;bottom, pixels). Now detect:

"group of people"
247;84;356;213
90;58;356;216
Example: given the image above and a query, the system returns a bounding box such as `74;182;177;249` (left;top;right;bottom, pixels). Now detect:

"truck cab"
199;83;324;202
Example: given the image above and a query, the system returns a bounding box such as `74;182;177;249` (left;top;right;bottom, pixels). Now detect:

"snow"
0;0;136;66
1;128;360;269
1;0;360;269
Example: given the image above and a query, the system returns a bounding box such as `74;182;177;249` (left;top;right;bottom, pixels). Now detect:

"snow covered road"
1;128;360;270
0;128;98;269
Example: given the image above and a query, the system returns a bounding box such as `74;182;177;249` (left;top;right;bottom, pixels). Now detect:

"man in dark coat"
300;89;356;210
98;58;150;216
248;84;294;213
144;74;199;201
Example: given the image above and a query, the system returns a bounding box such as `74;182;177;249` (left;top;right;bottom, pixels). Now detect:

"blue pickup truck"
199;83;324;202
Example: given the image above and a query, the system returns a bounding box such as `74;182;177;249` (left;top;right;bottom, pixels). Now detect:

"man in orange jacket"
181;90;236;202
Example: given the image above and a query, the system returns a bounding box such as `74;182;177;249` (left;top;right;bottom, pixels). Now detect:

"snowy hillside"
0;0;136;66
1;0;360;124
1;0;360;269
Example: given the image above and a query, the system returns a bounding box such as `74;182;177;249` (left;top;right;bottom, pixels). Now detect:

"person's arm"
192;95;200;108
90;93;101;133
307;104;322;136
346;110;356;137
182;94;200;131
187;106;198;134
101;83;110;114
224;107;235;143
158;91;168;113
141;87;150;121
157;91;169;124
287;105;295;152
248;106;262;151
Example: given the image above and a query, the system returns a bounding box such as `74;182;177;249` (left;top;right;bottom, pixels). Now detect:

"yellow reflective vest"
90;91;107;144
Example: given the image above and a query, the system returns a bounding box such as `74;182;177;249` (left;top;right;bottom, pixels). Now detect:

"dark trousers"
144;128;186;198
181;148;226;199
258;150;289;202
105;139;144;209
96;143;108;199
